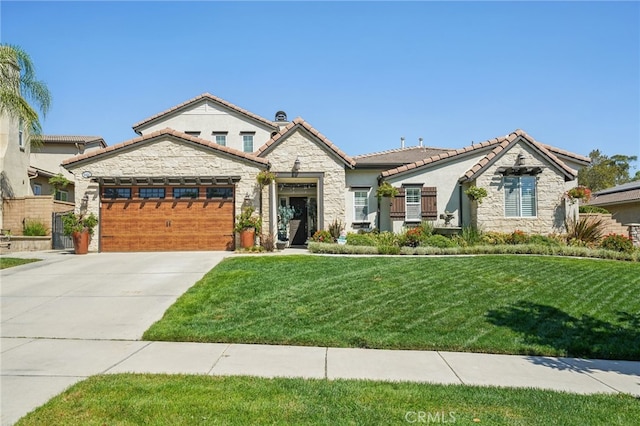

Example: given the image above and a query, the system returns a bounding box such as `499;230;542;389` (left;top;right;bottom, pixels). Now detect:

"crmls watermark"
404;411;457;423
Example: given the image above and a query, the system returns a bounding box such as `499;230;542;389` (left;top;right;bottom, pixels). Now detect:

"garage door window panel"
173;188;199;199
103;188;132;199
206;187;233;199
139;188;166;199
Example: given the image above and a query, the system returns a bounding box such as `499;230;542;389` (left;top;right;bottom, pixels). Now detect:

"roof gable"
62;128;269;168
460;130;577;182
132;93;278;133
257;117;356;168
381;129;580;181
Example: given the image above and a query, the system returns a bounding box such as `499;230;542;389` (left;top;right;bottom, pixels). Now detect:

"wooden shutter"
389;187;405;219
421;187;437;219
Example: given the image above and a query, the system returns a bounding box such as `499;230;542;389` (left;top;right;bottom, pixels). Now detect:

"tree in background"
0;43;51;144
578;150;638;192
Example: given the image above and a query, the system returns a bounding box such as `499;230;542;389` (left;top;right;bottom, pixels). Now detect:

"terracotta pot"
240;228;255;248
72;231;90;255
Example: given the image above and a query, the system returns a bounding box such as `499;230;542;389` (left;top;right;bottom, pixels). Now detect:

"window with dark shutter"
421;187;437;219
389;187;405;219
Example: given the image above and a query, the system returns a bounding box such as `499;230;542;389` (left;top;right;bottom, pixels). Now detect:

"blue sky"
2;1;639;171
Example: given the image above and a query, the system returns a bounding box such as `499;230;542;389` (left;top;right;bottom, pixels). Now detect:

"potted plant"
256;170;276;187
566;185;591;203
376;181;399;200
465;185;488;204
61;212;98;254
234;206;262;248
277;205;296;249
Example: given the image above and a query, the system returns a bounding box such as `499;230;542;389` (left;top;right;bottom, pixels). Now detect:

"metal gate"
52;211;74;250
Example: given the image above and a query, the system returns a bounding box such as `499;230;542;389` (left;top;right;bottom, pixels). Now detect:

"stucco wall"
345;169;380;231
262;129;347;231
600;202;640;225
66;137;264;252
386;152;487;233
137;100;275;152
475;140;569;234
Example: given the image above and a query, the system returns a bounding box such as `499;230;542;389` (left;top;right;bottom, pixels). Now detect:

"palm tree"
0;43;51;145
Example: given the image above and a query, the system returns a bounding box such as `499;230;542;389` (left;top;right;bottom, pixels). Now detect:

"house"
62;93;590;252
588;181;640;225
30;135;107;202
1;109;107;237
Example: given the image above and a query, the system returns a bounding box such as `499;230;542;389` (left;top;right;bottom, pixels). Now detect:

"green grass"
17;375;640;426
144;255;640;360
0;257;40;269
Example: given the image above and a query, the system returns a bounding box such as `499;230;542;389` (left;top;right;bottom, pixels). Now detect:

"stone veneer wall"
627;223;640;247
66;138;264;252
262;129;347;230
475;140;570;234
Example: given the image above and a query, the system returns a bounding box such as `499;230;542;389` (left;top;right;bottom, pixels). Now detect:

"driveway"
1;251;228;425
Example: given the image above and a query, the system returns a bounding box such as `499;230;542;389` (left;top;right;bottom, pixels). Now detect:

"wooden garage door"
100;186;234;252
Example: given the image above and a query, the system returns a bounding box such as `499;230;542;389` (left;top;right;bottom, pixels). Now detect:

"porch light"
516;153;525;166
243;193;252;208
292;156;301;176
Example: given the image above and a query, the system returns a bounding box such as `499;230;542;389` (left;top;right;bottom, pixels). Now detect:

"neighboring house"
30;135;107;202
1;112;31;230
62;92;590;252
588;181;640;225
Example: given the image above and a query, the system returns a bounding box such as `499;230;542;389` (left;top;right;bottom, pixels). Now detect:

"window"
353;190;369;222
139;187;165;199
242;133;254;152
213;132;227;146
504;176;536;217
33;183;42;195
206;187;233;199
173;187;199;199
18;119;24;148
54;190;69;201
185;131;201;137
103;188;131;199
405;187;421;221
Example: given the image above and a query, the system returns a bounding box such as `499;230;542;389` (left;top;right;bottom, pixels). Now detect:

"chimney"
400;137;405;149
419;137;423;147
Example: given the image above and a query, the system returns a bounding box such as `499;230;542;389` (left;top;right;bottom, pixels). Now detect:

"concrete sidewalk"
3;338;639;425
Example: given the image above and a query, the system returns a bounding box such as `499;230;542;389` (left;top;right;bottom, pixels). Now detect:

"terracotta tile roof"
541;143;591;164
131;93;278;132
256;117;356;168
353;146;450;167
42;135;107;147
381;134;510;178
589;181;640;206
62;128;269;167
382;129;579;180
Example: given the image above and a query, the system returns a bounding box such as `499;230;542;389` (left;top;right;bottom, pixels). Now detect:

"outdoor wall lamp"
516;153;526;166
292;156;301;176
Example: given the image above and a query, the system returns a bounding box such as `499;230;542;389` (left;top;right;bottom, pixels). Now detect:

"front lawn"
0;257;40;269
17;375;640;425
144;255;640;360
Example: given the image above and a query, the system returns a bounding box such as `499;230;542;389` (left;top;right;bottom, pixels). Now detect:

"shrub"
599;234;634;253
506;230;529;245
23;219;48;236
528;234;563;246
346;233;377;246
311;230;333;243
376;231;400;247
400;227;427;247
464;185;488;203
328;219;344;240
377;245;401;255
579;205;610;214
480;232;508;245
417;220;435;236
565;216;605;244
459;226;483;246
423;234;457;248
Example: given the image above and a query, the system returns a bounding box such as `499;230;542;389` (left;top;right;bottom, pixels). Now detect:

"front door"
289;197;308;245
